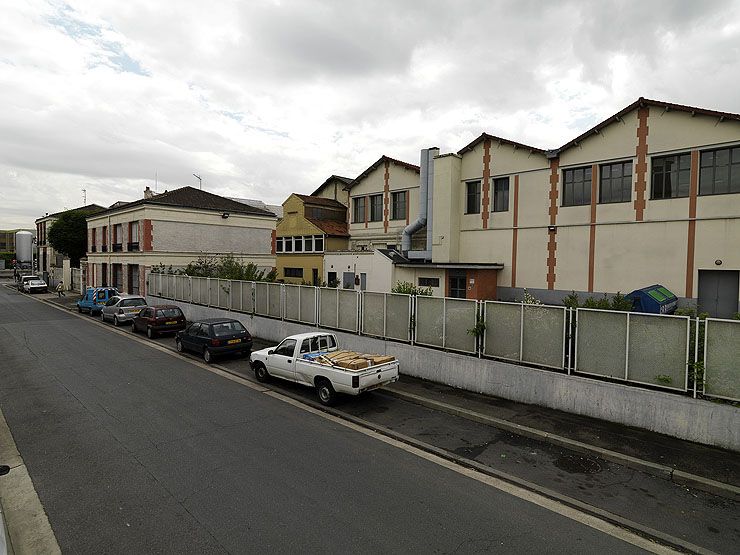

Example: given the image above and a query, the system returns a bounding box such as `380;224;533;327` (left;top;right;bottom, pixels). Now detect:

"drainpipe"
402;147;438;259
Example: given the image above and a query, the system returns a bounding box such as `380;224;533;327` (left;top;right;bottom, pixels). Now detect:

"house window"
449;274;466;299
284;267;303;278
391;191;406;220
700;147;740;196
276;237;283;253
102;226;108;251
599;162;632;203
369;194;383;222
314;235;324;252
91;228;96;252
492;177;509;212
304;235;313;252
128;221;140;251
651;153;690;199
562;166;592;206
418;277;439;288
284;237;293;252
294;236;303;252
327;272;338;287
466;181;481;214
352;197;366;223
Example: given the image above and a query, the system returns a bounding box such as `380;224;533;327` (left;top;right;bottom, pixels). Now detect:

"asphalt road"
0;286;664;554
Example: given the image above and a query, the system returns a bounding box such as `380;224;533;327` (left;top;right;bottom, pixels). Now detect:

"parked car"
132;305;186;338
250;332;400;405
175;318;252;363
17;275;39;292
76;287;119;315
100;295;148;326
23;278;48;294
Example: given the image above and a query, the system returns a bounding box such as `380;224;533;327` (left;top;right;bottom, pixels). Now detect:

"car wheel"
100;312;106;322
77;306;82;313
203;347;212;364
147;327;155;339
316;379;337;406
253;362;270;383
113;316;120;327
176;339;183;353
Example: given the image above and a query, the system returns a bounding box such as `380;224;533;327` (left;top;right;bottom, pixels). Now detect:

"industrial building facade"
430;98;740;316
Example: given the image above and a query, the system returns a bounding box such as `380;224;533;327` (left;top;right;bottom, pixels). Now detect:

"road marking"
0;407;61;555
16;292;704;553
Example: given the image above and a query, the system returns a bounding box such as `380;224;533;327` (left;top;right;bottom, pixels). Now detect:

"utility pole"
193;173;202;190
82;188;87;205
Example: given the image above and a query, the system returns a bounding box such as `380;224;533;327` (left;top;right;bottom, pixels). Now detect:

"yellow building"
276;190;349;285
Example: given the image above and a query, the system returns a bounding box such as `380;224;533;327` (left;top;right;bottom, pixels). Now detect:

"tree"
47;211;88;266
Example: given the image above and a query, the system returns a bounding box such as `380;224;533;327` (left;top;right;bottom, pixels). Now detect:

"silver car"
24;279;48;293
100;295;148;326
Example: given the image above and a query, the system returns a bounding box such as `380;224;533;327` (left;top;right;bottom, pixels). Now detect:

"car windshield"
121;298;146;307
157;308;182;318
212;321;245;336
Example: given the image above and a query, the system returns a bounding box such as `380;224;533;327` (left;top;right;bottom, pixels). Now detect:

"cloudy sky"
2;0;739;229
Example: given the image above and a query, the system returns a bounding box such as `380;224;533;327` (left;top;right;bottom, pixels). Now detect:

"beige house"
346;155;422;251
86;186;277;295
431;97;740;316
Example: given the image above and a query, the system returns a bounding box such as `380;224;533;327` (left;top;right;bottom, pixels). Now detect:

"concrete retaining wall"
149;296;740;451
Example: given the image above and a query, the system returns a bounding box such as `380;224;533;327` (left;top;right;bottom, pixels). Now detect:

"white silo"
15;230;33;267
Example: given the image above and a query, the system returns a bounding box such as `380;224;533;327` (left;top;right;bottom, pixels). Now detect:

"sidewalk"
385;375;739;493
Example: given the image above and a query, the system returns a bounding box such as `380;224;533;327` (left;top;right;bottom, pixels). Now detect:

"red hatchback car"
132;305;187;338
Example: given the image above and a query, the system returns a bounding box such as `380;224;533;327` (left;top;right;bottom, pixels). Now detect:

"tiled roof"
89;186;276;218
306;218;349;237
36;204;106;223
310;175;353;196
457;133;546;155
345;156;420;190
555;97;740;155
295;194;347;208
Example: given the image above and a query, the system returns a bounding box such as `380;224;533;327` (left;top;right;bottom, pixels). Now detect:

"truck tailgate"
357;363;399;391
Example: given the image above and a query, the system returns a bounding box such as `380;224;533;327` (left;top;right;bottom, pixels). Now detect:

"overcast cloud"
1;0;739;228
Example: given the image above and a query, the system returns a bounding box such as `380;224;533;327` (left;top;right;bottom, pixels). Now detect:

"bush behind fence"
147;273;739;402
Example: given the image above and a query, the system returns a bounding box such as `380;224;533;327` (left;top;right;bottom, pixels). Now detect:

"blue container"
626;284;678;315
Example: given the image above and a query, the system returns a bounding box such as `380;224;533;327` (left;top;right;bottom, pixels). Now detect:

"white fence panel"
484;302;521;361
415;296;444;348
217;279;231;309
298;286;317;324
576;309;628;379
284;285;301;321
627;313;689;390
361;292;385;338
522;304;566;369
444;298;477;353
704;318;740;401
386;294;411;342
337;289;359;332
267;283;282;318
241;282;255;313
318;288;339;329
255;282;269;316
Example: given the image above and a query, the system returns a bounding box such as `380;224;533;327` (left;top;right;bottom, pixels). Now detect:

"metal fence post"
624;312;631;380
442;297;447;349
383;294;387;338
693;317;699;398
518;303;524;362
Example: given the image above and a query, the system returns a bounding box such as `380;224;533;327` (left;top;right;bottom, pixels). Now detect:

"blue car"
76;287;119;315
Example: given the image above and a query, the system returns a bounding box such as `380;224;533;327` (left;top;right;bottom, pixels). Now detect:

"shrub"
391;281;432;296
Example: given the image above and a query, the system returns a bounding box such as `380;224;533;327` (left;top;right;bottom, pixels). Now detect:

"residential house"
276;193;349;285
85;186;277;295
35;205;105;277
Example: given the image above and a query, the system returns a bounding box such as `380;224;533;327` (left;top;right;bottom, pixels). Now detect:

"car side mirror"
268;350;274;355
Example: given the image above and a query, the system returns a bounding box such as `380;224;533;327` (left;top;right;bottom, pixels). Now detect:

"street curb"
382;388;740;502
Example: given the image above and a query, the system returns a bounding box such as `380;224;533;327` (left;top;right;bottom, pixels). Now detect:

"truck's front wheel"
316;379;337;406
253;362;270;383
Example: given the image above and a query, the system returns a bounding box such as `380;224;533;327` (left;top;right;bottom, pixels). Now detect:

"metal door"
342;272;355;289
698;270;739;318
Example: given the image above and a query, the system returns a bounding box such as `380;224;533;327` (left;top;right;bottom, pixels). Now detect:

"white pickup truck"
249;332;400;405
